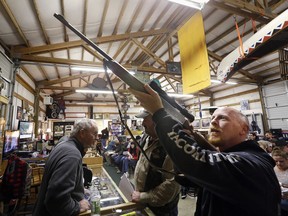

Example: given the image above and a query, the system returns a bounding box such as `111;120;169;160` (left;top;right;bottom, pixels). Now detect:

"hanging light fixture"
71;66;135;74
211;80;237;85
168;0;210;10
75;89;117;94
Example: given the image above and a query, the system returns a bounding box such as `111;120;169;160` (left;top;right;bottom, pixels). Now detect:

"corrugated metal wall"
262;81;288;130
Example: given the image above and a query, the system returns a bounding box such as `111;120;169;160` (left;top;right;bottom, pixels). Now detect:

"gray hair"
258;140;272;149
70;118;98;137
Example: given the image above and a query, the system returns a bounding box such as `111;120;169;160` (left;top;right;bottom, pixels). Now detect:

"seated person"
120;141;139;176
111;140;128;173
248;132;259;141
272;148;288;216
103;139;117;165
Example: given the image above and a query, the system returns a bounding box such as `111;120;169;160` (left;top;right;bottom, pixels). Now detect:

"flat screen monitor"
3;130;20;158
18;121;34;141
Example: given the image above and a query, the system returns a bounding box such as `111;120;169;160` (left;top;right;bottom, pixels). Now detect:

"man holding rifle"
129;84;281;216
53;13;281;215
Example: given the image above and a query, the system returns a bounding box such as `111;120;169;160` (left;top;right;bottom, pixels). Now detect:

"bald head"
208;107;249;151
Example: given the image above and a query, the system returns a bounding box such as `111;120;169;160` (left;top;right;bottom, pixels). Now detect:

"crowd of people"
30;87;288;216
250;131;288;216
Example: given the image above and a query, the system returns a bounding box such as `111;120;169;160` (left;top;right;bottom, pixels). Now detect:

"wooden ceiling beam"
113;40;130;60
19;55;103;67
142;8;194;66
246;57;279;71
207;16;247;47
207;50;263;82
12;28;169;55
60;0;68;42
32;0;50;44
269;0;287;11
125;0;165;64
253;65;280;76
20;65;36;82
0;0;29;46
37;73;95;86
131;38;166;67
210;75;257;84
83;0;88;35
82;44;103;62
212;21;263;54
97;0;110;37
16;74;35;94
164;76;177;92
208;0;271;24
120;41;133;63
37;64;49;81
126;0;145;33
52;90;75;98
112;0;128;35
222;0;277;19
112;0;144;63
19;54;167;74
41;86;78;90
133;4;178;64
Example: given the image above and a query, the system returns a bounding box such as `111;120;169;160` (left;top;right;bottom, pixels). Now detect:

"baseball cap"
135;110;150;118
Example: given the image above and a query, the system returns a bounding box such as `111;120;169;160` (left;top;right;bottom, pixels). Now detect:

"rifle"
54;13;216;151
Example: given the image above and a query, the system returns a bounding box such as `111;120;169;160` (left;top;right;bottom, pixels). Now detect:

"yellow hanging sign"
178;11;210;94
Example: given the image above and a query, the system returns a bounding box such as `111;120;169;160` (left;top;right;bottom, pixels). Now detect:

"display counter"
79;167;154;216
83;156;103;173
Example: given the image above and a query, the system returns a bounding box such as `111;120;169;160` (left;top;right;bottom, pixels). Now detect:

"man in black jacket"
130;84;281;216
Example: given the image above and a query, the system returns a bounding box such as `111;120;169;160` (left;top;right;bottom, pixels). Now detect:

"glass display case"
79;168;154;216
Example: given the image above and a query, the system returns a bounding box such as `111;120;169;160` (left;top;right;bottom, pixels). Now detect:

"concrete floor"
178;195;197;216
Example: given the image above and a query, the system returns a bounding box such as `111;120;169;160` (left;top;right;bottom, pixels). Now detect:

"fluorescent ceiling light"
167;93;193;98
71;66;135;75
211;80;237;85
75;102;112;105
76;89;192;97
75;89;117;94
168;0;209;10
71;66;112;73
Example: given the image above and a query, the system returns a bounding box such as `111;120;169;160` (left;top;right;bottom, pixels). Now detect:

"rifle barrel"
54;13;113;61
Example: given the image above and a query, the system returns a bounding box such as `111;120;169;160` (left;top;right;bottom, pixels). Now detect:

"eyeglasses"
84;129;98;140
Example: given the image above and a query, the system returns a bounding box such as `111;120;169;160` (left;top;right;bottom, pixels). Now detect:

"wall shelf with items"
53;121;74;144
110;120;122;136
